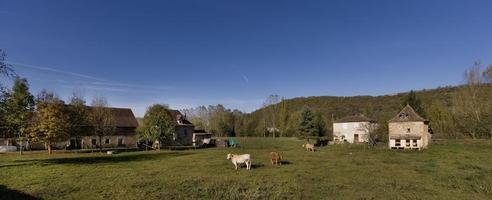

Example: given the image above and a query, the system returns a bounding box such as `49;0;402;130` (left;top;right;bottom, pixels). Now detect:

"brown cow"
269;152;282;165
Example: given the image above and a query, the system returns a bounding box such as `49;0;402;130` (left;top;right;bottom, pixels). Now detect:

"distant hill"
240;84;491;137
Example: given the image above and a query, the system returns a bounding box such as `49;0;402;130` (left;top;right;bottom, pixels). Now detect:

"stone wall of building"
79;135;138;149
174;126;195;146
388;121;430;149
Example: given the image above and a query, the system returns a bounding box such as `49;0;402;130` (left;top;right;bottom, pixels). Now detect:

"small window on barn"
406;140;410;147
407;128;411;133
105;138;110;144
413;139;418;147
395;139;401;146
91;139;97;146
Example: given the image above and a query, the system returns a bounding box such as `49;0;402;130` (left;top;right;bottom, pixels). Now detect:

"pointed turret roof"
388;104;427;122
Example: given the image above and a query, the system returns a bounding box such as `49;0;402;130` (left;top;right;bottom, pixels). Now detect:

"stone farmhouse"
388;105;432;150
169;110;196;146
333;114;377;143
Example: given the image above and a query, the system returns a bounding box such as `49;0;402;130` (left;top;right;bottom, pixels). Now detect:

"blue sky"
1;0;491;117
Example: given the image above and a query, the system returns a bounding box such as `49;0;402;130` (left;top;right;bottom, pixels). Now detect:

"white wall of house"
333;122;372;143
389;138;422;149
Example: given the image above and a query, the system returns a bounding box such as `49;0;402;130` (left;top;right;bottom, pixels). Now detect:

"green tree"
402;90;425;117
297;107;322;138
278;98;289;137
5;78;35;155
427;100;456;138
30;96;69;154
90;97;115;151
139;104;175;150
67;93;90;149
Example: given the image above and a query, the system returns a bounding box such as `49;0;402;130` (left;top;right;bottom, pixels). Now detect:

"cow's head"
226;153;232;160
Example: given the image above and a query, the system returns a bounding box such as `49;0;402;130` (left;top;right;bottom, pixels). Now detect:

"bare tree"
90;97;115;151
263;95;281;137
0;49;16;80
452;62;489;139
484;64;492;83
357;122;379;148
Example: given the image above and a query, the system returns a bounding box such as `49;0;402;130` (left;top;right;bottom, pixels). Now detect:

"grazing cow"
302;143;315;152
269;152;282;165
227;153;252;170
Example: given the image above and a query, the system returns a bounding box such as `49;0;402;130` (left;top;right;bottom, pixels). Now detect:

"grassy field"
1;138;492;200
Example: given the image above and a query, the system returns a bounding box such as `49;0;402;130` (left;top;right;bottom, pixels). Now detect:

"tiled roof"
335;114;375;123
388;104;427;122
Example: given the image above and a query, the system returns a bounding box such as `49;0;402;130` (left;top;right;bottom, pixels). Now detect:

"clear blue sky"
1;0;491;117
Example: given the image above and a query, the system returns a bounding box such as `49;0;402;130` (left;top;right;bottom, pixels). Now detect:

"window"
413;139;418;147
399;113;409;120
395;139;401;146
407;128;411;133
118;138;123;146
105;138;110;144
406;140;410;147
91;139;97;146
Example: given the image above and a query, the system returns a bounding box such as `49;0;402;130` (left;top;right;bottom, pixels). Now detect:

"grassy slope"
1;138;492;199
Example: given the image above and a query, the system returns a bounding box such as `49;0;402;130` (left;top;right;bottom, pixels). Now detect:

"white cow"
226;153;252;170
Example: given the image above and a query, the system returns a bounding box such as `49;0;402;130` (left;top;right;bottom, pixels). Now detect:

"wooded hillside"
241;84;491;138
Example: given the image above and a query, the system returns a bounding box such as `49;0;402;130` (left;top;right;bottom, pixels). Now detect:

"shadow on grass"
0;185;41;200
266;160;293;166
6;152;194;166
280;160;292;165
251;163;265;169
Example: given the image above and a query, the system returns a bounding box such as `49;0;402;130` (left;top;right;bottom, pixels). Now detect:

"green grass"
1;138;492;199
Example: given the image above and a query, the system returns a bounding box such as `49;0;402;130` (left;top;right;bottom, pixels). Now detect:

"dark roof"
87;107;139;128
193;132;212;136
335;114;375;123
390;134;422;140
170;110;193;126
389;104;427;123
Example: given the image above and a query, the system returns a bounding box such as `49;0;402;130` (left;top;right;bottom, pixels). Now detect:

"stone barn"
388;105;431;150
333;114;376;143
75;107;139;149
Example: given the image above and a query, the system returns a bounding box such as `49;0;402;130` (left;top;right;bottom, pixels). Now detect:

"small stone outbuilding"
388;105;431;150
